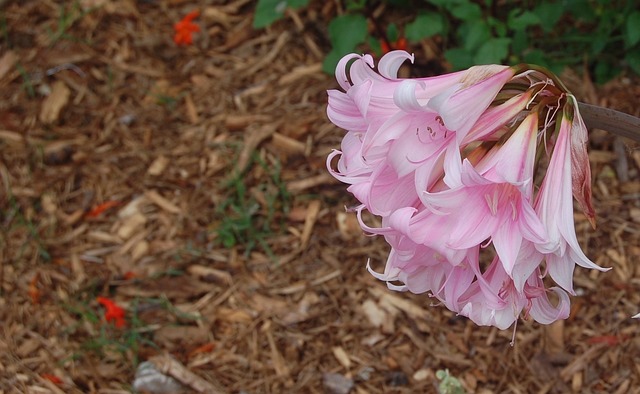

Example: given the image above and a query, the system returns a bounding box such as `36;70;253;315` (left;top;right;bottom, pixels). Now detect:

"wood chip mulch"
1;1;639;393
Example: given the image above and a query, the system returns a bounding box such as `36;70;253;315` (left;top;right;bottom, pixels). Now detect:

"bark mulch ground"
1;1;640;393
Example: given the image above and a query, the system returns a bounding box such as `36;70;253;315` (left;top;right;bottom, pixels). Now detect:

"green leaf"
323;14;368;74
322;49;342;74
594;61;620;84
387;23;399;43
533;1;563;32
522;49;547;67
460;20;491;51
386;0;411;7
445;47;474;70
507;10;540;30
625;51;640;75
367;35;383;56
450;2;482;21
253;0;309;28
473;37;511;64
345;0;366;11
427;0;466;7
568;0;596;22
487;17;507;37
405;13;445;42
511;28;528;55
328;14;368;53
626;11;640;47
590;35;608;56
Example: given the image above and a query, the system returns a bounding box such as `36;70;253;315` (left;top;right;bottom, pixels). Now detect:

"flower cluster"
327;51;609;330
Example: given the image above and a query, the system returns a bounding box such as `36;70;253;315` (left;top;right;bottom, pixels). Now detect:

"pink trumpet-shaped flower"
327;51;606;330
457;255;570;330
534;104;609;294
327;51;515;216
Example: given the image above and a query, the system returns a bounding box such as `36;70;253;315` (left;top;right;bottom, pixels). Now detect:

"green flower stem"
578;102;640;142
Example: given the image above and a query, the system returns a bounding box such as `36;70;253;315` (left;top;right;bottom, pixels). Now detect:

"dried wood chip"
332;346;352;369
148;156;169;176
118;195;146;219
148;354;224;393
0;129;31;144
41;194;57;215
588;150;616;163
131;240;149;262
413;369;432;381
184;93;200;124
300;200;321;250
39;81;70;124
154;326;210;348
369;287;431;322
236;125;274;172
245;32;290;75
571;371;583;392
145;190;182;214
216;307;253;323
544;320;565;354
133;361;185;394
336;211;361;240
187;265;233;285
0;50;17;81
322;372;354;394
224;114;271;131
310;269;341;286
202;7;235;28
278;63;322;85
116;212;147;239
286;173;337;192
361;299;386;328
281;292;318;324
271;132;306;155
560;344;607;381
264;325;290;379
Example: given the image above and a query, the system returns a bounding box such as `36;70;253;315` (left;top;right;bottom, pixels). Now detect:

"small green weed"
436;369;465;394
253;0;309;28
46;0;94;45
16;63;36;99
214;152;290;258
2;195;51;263
63;297;179;367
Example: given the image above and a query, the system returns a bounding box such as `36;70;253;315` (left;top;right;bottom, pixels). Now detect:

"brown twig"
578;102;640;142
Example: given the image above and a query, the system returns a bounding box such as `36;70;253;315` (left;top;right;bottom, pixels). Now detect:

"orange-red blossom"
174;10;200;45
97;296;126;328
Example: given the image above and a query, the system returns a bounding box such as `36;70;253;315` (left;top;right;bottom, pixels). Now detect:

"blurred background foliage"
254;0;640;83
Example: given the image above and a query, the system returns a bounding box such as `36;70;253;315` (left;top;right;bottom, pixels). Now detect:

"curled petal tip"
587;215;596;230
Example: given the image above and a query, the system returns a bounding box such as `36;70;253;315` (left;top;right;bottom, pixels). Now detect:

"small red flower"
85;200;120;219
97;296;126;328
174;10;200;46
41;373;64;386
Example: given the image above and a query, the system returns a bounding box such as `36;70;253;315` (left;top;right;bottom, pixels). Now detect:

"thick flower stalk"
327;51;611;329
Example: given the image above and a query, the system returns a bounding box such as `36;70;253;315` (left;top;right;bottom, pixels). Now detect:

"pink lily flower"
457;256;570;330
327;51;518;216
327;51;606;329
534;104;609;294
